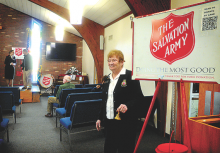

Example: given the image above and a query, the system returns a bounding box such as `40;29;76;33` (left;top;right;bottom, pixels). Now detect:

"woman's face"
10;51;14;56
108;55;123;72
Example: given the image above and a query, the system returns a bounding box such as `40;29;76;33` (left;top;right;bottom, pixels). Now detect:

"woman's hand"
96;120;101;131
117;104;128;113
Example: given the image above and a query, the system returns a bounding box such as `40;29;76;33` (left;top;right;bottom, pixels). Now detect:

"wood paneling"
184;82;191;111
189;115;220;153
212;84;220;115
29;0;104;83
28;0;69;20
20;90;32;102
32;93;40;102
214;84;220;92
125;0;171;17
176;82;191;144
156;81;168;136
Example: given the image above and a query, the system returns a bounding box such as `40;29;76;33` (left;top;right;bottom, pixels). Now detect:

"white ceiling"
0;0;131;37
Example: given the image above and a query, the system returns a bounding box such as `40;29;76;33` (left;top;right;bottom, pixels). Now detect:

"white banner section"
12;47;26;59
132;0;220;84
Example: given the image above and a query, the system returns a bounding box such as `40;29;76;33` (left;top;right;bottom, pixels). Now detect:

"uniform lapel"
103;77;110;96
113;70;127;93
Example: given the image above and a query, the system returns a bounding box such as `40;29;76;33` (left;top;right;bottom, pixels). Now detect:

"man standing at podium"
21;49;32;89
45;75;75;117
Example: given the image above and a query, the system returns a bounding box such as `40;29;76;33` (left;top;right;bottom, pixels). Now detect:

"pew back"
0;91;14;111
83;84;102;88
59;88;93;107
70;99;103;126
0;87;20;105
65;92;102;116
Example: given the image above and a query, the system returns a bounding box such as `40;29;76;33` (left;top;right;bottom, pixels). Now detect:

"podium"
189;115;220;153
20;86;40;102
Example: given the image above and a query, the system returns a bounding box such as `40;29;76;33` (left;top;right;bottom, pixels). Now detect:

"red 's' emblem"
42;76;51;86
150;12;195;64
15;48;22;56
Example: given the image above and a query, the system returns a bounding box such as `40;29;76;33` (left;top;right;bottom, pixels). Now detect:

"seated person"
91;75;108;92
45;75;75;117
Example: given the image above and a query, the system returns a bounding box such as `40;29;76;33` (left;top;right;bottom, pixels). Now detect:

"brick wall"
0;4;83;86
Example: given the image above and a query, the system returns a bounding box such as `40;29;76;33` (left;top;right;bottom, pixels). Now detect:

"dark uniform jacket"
21;53;32;71
4;55;16;79
98;69;144;124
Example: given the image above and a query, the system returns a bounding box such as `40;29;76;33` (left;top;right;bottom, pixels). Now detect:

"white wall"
82;40;94;84
104;15;134;75
104;15;155;96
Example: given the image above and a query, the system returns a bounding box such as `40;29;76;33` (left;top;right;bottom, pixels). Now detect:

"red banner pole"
176;82;182;143
133;80;161;153
180;80;192;153
20;59;23;86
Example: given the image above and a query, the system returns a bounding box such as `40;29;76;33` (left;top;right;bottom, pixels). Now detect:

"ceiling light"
69;0;84;24
55;24;64;41
69;0;99;24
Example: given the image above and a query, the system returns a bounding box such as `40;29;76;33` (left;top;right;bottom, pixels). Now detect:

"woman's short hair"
107;50;125;62
9;50;14;54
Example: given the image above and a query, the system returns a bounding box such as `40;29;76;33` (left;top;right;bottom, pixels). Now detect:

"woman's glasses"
107;59;118;63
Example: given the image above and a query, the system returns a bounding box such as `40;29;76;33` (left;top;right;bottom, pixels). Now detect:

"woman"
96;50;144;153
4;50;16;87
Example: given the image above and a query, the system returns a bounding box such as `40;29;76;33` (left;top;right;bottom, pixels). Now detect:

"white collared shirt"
106;68;126;119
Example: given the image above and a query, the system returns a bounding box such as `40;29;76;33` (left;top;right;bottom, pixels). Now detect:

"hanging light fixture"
55;24;64;41
69;0;84;24
69;0;99;24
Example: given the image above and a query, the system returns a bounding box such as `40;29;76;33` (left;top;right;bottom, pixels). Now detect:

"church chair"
0;105;9;142
0;91;16;125
60;99;102;150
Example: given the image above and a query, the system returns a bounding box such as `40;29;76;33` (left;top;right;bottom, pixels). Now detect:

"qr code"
202;16;218;31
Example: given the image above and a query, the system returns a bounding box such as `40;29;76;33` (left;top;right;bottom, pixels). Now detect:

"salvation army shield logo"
40;74;53;88
15;48;22;56
150;11;195;65
13;47;25;59
43;76;51;86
